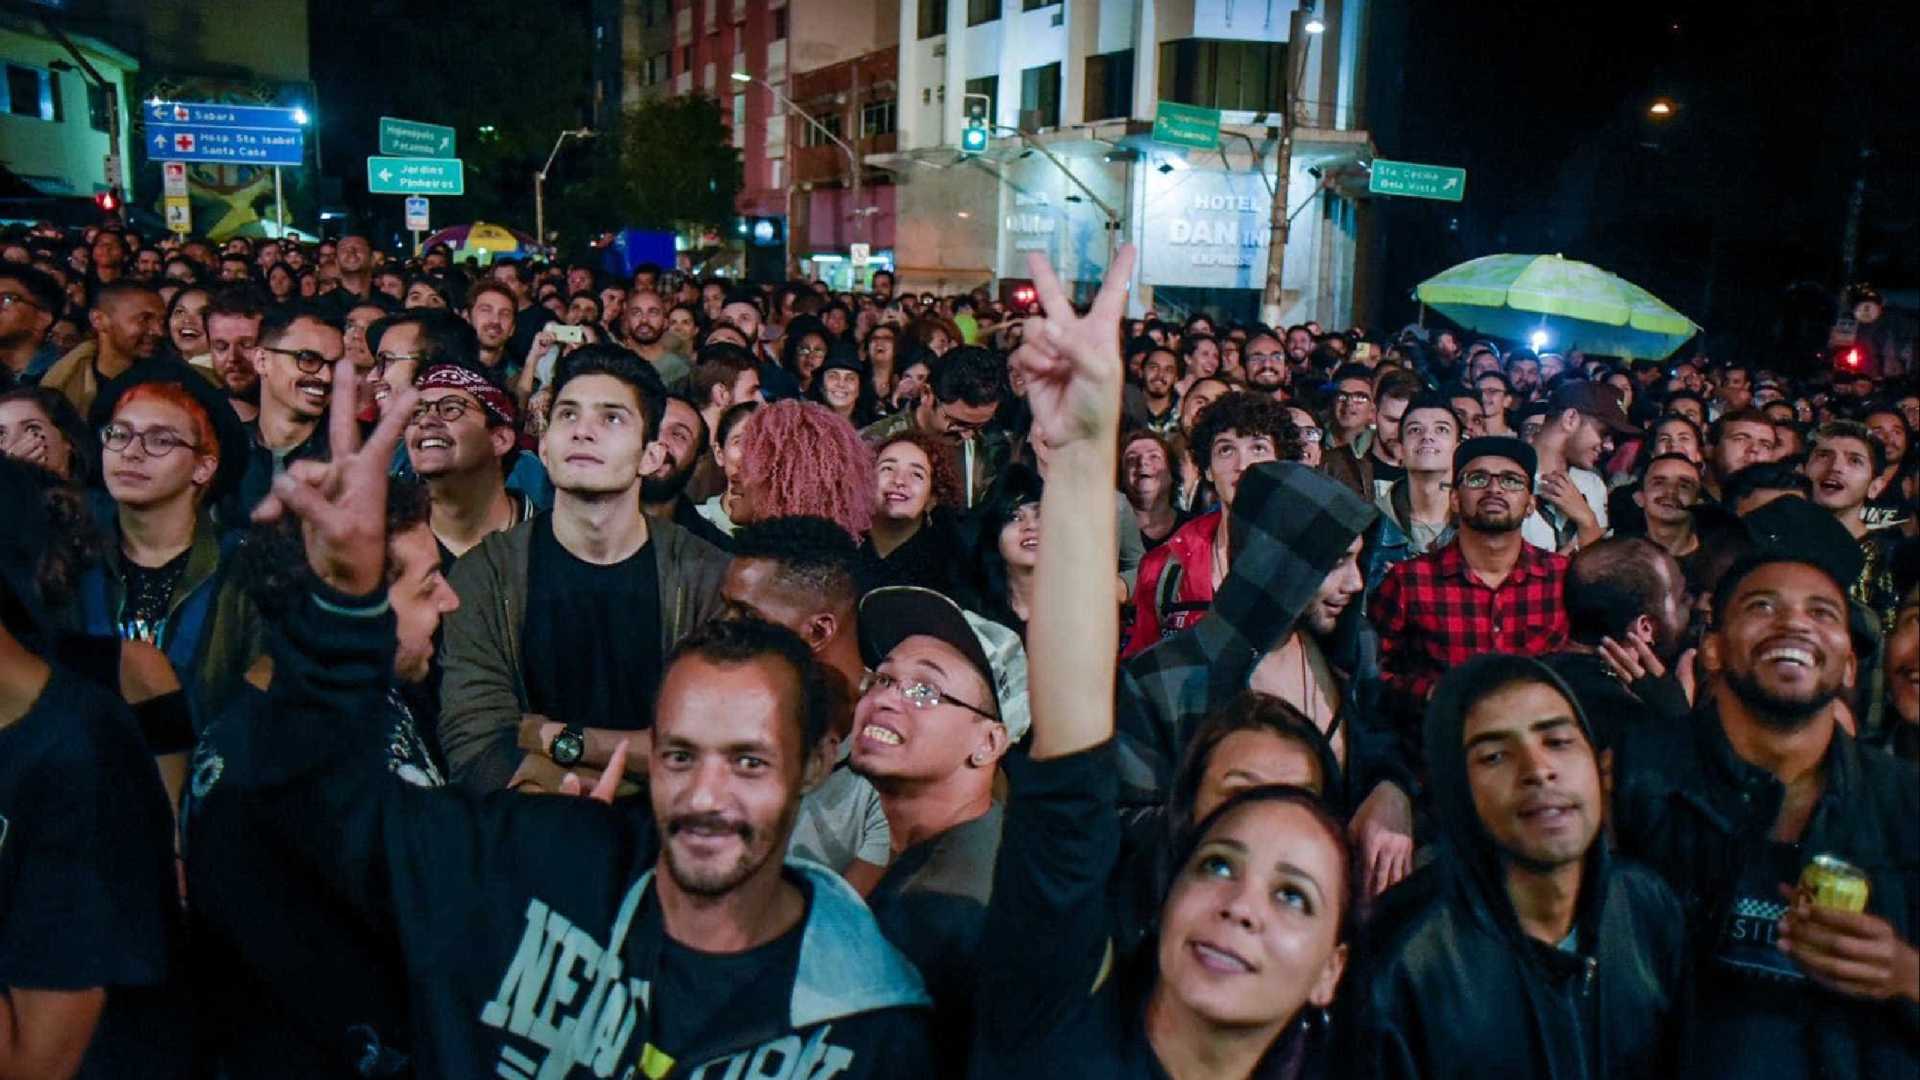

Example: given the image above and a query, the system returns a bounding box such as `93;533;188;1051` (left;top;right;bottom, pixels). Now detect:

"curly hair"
1189;391;1304;474
737;400;876;540
875;427;963;512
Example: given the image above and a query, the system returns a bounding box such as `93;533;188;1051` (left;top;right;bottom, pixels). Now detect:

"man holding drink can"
1612;496;1919;1076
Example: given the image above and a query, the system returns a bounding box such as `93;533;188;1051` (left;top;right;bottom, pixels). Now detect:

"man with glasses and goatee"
1370;436;1572;770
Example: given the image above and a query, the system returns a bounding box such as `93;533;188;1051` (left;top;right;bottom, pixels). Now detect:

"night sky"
310;0;1918;360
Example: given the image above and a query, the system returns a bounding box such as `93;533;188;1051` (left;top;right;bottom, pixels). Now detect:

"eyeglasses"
258;345;335;374
375;349;427;374
1245;351;1283;366
410;397;476;425
101;423;199;457
797;345;828;359
0;293;42;312
1335;391;1373;405
1460;470;1530;492
859;670;996;722
1295;426;1324;444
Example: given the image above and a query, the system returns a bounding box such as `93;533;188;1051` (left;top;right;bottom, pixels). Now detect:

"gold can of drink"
1797;853;1870;913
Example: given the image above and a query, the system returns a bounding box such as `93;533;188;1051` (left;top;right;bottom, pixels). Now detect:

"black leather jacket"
1614;705;1920;1078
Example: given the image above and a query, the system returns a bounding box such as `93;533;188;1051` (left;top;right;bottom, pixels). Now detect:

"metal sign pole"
274;166;286;233
412;229;422;257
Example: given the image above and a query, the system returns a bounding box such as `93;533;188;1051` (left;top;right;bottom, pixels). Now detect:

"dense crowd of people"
0;216;1916;1079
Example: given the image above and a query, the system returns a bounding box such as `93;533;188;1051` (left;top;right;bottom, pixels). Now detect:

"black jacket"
1614;704;1920;1078
219;583;934;1078
1355;657;1688;1080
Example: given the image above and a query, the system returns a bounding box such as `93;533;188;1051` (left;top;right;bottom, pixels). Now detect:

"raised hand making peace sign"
1011;245;1136;453
253;356;418;597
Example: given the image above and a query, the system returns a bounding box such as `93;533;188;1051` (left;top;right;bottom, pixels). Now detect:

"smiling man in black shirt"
438;345;727;794
227;374;932;1076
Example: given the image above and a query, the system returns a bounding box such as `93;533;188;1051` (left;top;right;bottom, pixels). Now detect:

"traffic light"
95;187;121;214
960;92;991;155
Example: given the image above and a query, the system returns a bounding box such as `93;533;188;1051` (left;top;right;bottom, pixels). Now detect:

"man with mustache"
1613;497;1920;1076
224;308;338;523
1358;655;1687;1078
222;374;933;1077
1372;437;1571;756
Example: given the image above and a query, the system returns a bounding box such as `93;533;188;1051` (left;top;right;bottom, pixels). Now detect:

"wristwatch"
548;724;586;766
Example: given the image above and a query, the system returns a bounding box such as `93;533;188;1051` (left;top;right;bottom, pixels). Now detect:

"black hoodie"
1355;655;1688;1080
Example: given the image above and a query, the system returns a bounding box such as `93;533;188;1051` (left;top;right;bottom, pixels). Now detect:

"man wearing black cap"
1372;436;1571;740
849;584;1028;1069
1524;381;1640;554
1613;497;1920;1076
80;362;260;724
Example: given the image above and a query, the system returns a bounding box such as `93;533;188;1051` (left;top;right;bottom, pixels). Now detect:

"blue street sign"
146;125;304;167
145;100;304;132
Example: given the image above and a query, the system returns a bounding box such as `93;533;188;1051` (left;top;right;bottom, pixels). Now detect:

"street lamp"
732;70;864;249
1648;98;1677;118
1302;0;1326;34
535;127;596;253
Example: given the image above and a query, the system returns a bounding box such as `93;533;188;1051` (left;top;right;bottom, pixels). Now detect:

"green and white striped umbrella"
1415;253;1701;360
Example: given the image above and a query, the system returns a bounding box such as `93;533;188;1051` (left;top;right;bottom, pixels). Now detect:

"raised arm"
1020;245;1135;761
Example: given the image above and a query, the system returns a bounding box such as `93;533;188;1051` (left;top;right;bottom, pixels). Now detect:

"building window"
861;99;896;137
917;0;947;38
773;7;788;39
1021;0;1059;10
964;75;998;126
804;112;845;147
3;65;60;123
643;0;658;28
86;83;111;133
679;45;693;72
1157;39;1287;112
967;0;1000;26
1083;48;1133;122
1019;61;1060;130
645;52;670;85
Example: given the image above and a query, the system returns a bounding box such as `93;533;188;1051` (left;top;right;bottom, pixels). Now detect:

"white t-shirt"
1522;466;1609;551
788;746;891;871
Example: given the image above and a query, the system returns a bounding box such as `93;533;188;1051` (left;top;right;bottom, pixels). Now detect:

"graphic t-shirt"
521;513;662;731
1694;840;1812;1078
118;548;189;644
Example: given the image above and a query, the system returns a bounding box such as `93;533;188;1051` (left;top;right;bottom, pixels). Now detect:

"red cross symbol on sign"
174;133;196;152
173;105;190;122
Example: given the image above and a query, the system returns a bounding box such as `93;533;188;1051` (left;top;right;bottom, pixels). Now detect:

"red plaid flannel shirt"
1370;538;1570;714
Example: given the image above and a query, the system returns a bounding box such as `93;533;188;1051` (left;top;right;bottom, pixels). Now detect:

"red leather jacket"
1120;509;1222;659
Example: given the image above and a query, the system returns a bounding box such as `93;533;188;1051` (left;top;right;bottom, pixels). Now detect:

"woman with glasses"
780;315;832;396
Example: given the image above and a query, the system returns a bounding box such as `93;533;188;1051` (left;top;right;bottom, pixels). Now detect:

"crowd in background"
0;216;1916;1079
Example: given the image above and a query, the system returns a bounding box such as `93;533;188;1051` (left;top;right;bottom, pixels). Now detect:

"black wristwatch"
548;724;586;766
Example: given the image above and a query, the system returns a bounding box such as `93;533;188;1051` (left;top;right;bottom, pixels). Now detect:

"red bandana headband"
415;363;517;427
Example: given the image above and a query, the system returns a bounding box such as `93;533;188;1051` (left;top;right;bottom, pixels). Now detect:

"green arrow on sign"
379;117;457;158
367;156;465;196
1368;158;1467;202
1151;101;1221;150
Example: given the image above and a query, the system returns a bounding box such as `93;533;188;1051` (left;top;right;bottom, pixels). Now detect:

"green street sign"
379;116;457;158
1368;158;1467;202
1152;101;1221;150
367;156;464;196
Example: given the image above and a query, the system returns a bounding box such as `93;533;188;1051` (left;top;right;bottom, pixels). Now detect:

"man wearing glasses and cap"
1372;436;1572;753
849;584;1029;1071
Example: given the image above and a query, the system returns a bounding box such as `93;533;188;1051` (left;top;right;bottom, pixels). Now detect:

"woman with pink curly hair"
731;399;876;541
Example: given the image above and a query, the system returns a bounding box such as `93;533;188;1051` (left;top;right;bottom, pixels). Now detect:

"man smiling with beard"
1613;496;1920;1076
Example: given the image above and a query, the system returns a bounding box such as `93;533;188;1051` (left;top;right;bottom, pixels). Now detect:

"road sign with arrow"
366;156;464;196
379;117;457;158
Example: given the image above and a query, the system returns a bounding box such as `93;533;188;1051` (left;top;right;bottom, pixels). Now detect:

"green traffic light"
961;125;988;154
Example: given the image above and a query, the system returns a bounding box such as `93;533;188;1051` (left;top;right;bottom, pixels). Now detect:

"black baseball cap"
1453;435;1537;482
1546;380;1642;437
